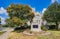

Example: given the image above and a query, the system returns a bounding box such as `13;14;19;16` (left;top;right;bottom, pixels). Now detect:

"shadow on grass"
12;26;31;33
48;29;60;31
12;29;26;33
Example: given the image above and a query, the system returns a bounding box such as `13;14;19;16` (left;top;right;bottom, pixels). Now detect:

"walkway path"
0;28;13;39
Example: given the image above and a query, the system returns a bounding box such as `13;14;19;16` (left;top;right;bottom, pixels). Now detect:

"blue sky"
0;0;52;18
0;0;60;18
0;0;51;11
0;0;60;24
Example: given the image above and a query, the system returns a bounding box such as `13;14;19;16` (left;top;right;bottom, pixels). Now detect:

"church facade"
31;12;44;32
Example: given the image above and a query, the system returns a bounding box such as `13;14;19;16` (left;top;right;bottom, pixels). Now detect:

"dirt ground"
8;30;60;39
8;32;39;39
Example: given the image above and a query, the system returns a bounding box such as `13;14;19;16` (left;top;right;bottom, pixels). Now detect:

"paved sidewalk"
0;28;13;39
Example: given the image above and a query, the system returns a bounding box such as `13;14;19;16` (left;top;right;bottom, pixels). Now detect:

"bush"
2;24;15;27
2;24;9;27
41;26;48;31
30;31;32;34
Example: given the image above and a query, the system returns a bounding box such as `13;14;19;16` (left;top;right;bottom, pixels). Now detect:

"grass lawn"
8;30;60;39
0;31;6;35
38;30;60;39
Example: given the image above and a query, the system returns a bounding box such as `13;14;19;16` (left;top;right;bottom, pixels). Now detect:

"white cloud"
0;16;6;25
51;0;55;3
29;5;36;12
31;7;41;14
51;0;58;3
42;8;47;13
0;7;8;16
32;8;35;12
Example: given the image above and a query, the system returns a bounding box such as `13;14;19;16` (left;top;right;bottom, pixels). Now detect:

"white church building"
26;8;47;32
31;12;43;32
27;12;46;32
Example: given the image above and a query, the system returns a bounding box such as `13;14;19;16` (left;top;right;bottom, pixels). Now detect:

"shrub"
30;31;32;34
2;24;9;27
41;26;48;31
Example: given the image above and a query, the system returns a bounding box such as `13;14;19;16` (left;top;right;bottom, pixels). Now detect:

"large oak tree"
43;1;60;29
0;18;1;25
6;4;35;26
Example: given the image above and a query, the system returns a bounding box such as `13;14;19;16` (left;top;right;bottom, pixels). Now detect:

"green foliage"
14;30;24;33
0;18;1;25
6;4;34;21
43;1;60;29
43;2;60;22
2;24;9;27
6;4;35;27
5;18;15;27
41;26;48;31
11;17;25;26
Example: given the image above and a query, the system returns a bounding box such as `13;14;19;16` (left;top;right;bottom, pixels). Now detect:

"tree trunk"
55;22;58;30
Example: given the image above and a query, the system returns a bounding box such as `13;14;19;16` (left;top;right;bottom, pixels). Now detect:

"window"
33;25;38;28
